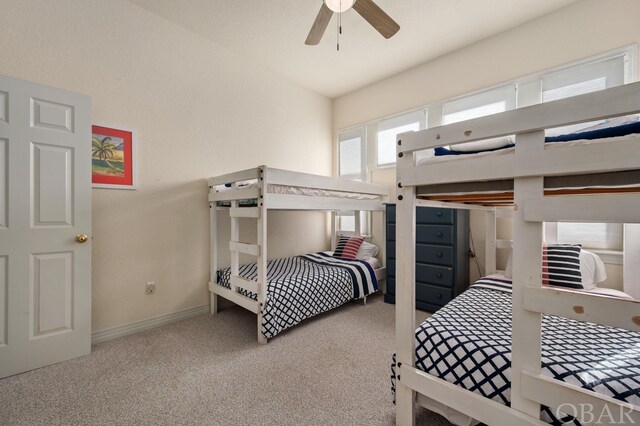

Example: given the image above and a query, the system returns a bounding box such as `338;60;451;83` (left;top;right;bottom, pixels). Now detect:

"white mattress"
416;134;639;167
215;181;380;200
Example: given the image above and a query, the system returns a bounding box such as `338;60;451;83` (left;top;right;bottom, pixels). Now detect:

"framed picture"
91;124;137;189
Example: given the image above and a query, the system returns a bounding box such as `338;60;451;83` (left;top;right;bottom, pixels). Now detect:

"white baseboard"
91;304;209;345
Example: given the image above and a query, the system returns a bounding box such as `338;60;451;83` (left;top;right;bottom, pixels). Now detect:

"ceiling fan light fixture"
324;0;355;13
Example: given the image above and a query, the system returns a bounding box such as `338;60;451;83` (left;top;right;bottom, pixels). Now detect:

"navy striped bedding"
217;252;378;338
434;121;640;156
391;276;640;425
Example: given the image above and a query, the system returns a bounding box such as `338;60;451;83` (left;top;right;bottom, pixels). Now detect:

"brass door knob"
75;234;88;243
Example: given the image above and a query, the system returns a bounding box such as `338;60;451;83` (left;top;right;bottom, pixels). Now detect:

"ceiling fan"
305;0;400;46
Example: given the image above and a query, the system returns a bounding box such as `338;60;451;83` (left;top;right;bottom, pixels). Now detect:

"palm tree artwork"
92;135;125;176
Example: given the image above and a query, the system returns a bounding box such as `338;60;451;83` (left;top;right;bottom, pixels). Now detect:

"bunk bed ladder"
225;168;269;344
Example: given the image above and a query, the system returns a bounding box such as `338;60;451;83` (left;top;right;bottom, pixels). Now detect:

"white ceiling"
130;0;578;98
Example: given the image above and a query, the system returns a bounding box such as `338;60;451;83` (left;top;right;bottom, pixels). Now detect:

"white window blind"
337;127;368;234
442;85;516;125
548;55;628;252
542;56;625;102
558;223;624;251
376;110;426;166
338;127;366;181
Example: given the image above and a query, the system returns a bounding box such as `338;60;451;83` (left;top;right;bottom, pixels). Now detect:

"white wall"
334;0;640;289
0;0;333;332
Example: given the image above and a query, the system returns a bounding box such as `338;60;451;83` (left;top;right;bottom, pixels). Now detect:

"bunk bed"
208;166;388;343
392;82;640;425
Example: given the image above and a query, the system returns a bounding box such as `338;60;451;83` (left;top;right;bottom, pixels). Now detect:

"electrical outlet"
145;281;156;295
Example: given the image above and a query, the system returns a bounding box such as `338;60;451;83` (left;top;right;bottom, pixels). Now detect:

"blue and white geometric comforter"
391;276;640;425
218;252;378;339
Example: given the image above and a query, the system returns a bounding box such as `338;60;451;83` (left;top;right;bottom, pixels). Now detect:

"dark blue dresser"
385;204;469;312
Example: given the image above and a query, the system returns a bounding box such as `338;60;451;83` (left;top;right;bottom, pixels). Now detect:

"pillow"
504;244;584;289
357;241;380;259
543;244;583;289
572;114;640;133
545;121;640;143
333;235;365;259
578;249;607;290
449;135;515;153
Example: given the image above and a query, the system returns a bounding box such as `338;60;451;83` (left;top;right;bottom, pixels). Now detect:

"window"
542;55;625;102
376;110;426;166
337;127;368;234
557;223;623;251
338;127;366;181
442;85;516;125
543;54;629;251
542;55;628;134
334;46;636;241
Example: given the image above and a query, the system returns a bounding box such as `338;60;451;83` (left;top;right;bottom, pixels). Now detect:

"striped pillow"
543;244;583;289
333;235;365;259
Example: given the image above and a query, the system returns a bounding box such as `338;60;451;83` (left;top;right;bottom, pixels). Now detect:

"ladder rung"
230;275;260;294
230;207;260;218
229;241;260;256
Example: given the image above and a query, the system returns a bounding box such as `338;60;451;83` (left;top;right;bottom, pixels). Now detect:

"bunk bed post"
511;131;544;418
209;183;219;315
485;208;497;276
330;211;337;251
257;166;268;345
396;153;416;426
354;210;361;237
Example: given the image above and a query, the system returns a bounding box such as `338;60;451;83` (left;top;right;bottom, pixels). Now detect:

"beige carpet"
0;295;451;425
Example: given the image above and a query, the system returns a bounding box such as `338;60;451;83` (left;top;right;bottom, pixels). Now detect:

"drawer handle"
437;293;443;299
437;252;443;258
437;232;443;237
436;211;443;217
436;272;443;278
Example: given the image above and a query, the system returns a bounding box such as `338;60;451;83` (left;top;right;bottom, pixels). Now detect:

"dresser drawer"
387;241;395;259
416;244;453;266
387;259;395;277
416;225;453;245
386;277;395;295
416;207;454;225
386;205;396;223
416;264;453;287
387;224;396;242
416;283;453;307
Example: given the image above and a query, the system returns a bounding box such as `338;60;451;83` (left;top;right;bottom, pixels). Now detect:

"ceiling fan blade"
305;3;333;45
353;0;400;39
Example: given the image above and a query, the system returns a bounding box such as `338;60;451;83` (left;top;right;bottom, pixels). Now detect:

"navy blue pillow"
434;145;514;156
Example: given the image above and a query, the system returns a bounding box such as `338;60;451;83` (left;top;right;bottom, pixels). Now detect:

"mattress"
391;276;640;425
215;182;381;206
217;252;378;338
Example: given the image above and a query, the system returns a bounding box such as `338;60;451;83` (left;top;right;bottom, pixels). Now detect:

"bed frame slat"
208;282;260;314
230;207;260;218
524;286;640;332
266;193;385;211
399;137;640;187
400;365;546;426
210;187;260;202
230;275;260;294
229;241;260;256
521;371;640;425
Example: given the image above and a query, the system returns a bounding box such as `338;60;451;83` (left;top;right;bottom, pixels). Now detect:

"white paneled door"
0;74;91;378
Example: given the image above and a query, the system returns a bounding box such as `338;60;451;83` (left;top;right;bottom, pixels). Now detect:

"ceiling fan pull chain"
336;3;340;51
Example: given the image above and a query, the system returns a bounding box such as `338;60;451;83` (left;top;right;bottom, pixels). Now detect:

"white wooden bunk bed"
392;82;640;425
208;166;388;344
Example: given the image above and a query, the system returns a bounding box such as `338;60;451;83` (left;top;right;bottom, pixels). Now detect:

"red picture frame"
91;124;136;189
